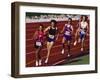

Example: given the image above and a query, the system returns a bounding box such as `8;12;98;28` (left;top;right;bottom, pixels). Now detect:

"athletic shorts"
80;31;86;40
47;37;55;42
34;41;43;49
64;34;72;41
47;35;55;42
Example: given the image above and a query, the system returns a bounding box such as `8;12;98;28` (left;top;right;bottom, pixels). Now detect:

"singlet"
36;31;44;42
48;27;57;35
64;24;72;36
80;22;87;33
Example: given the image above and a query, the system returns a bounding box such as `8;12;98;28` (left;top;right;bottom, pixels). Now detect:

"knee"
67;41;70;45
82;38;85;41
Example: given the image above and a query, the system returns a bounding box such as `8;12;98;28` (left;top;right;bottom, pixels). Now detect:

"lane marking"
26;43;89;54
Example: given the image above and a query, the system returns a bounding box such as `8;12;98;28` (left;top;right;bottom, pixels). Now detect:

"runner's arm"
44;26;50;34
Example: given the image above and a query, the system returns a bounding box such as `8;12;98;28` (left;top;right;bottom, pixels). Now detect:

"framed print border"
11;2;98;78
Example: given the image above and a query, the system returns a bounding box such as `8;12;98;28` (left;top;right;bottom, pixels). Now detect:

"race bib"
36;41;42;46
48;35;54;39
65;31;70;35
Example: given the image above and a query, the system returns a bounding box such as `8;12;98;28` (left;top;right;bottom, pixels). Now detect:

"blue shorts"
64;34;72;41
80;32;85;39
47;37;55;42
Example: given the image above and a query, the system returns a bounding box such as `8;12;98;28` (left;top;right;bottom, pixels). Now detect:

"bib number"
48;35;54;39
65;31;70;35
36;41;42;46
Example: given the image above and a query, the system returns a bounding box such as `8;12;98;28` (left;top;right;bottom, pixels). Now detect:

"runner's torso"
80;22;87;33
36;31;44;42
64;24;72;36
48;27;57;39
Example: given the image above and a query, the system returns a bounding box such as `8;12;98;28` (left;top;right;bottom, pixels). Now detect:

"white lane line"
52;59;65;66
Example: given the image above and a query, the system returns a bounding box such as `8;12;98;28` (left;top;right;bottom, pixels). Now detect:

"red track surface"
26;20;89;67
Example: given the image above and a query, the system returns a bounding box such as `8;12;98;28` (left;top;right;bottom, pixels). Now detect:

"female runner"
33;24;44;66
44;20;59;63
61;18;73;57
74;15;89;51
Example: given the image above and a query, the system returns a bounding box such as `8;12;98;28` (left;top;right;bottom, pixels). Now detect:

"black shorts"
47;37;55;42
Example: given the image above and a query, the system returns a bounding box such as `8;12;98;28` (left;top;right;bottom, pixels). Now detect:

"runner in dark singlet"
44;20;59;63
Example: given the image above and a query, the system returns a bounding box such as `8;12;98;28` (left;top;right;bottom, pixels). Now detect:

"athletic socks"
67;45;71;57
61;49;64;54
36;60;38;66
45;58;48;63
74;41;77;46
61;43;65;54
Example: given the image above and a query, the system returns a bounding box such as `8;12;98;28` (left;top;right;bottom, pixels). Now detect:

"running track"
26;20;90;67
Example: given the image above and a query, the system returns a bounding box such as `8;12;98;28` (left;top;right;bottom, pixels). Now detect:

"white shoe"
45;58;48;63
68;54;70;57
61;49;64;54
39;59;42;66
36;61;38;66
74;41;77;46
81;48;83;51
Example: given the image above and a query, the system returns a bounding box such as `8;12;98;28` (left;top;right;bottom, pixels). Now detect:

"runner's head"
50;20;57;27
68;18;72;24
39;24;44;31
81;15;87;22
